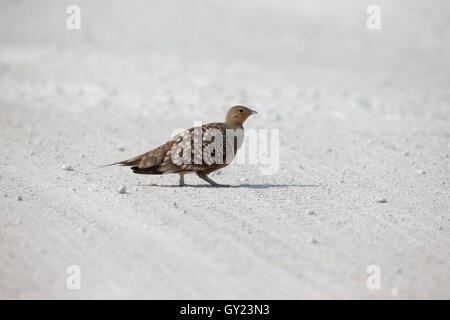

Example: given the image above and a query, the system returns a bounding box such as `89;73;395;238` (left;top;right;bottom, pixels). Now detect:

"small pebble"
79;153;85;158
118;147;126;152
61;164;74;171
417;169;426;175
118;185;126;194
171;201;178;208
307;237;318;244
403;151;410;156
77;227;87;233
375;195;387;203
17;195;23;201
306;209;315;215
240;177;247;182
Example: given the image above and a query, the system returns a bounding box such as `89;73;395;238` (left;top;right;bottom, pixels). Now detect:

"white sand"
0;0;449;299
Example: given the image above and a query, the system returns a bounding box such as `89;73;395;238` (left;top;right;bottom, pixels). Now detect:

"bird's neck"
227;123;244;130
225;113;245;129
225;117;244;130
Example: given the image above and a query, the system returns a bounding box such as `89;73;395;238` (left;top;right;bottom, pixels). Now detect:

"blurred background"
1;0;449;110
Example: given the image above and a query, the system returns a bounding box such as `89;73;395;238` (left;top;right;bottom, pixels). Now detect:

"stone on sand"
61;164;74;171
118;185;127;194
375;195;387;203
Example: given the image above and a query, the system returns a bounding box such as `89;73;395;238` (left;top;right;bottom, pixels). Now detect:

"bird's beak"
250;109;258;115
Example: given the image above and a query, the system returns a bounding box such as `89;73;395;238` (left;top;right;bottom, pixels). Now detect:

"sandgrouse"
107;106;257;186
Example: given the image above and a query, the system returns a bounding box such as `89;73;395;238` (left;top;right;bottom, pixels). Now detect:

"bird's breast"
231;128;245;154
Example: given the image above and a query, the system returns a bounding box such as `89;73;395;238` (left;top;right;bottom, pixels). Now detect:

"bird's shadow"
135;183;321;189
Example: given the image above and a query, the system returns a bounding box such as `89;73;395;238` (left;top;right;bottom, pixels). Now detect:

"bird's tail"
130;166;162;174
98;154;144;168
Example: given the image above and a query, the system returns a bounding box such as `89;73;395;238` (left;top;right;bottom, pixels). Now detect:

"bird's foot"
213;183;231;188
197;173;229;187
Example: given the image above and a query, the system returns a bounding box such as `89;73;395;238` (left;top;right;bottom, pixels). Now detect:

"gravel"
375;196;388;203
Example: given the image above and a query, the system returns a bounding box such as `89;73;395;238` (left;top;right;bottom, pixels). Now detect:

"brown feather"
110;122;243;175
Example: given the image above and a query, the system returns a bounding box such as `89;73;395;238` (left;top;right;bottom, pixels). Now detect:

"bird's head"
225;105;257;128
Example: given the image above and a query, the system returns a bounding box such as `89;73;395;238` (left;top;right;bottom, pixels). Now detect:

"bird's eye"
239;109;243;113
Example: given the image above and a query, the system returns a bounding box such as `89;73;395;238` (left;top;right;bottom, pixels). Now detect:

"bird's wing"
137;141;173;168
109;123;240;175
157;123;235;173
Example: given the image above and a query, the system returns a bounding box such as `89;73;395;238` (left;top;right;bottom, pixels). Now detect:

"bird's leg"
179;174;185;187
197;172;228;187
197;172;218;186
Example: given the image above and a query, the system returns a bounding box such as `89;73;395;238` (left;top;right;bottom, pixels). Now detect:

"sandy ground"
0;0;449;299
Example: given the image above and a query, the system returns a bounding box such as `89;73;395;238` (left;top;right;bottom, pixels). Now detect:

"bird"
105;106;257;186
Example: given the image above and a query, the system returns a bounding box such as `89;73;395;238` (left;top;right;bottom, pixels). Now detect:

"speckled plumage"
107;106;257;186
